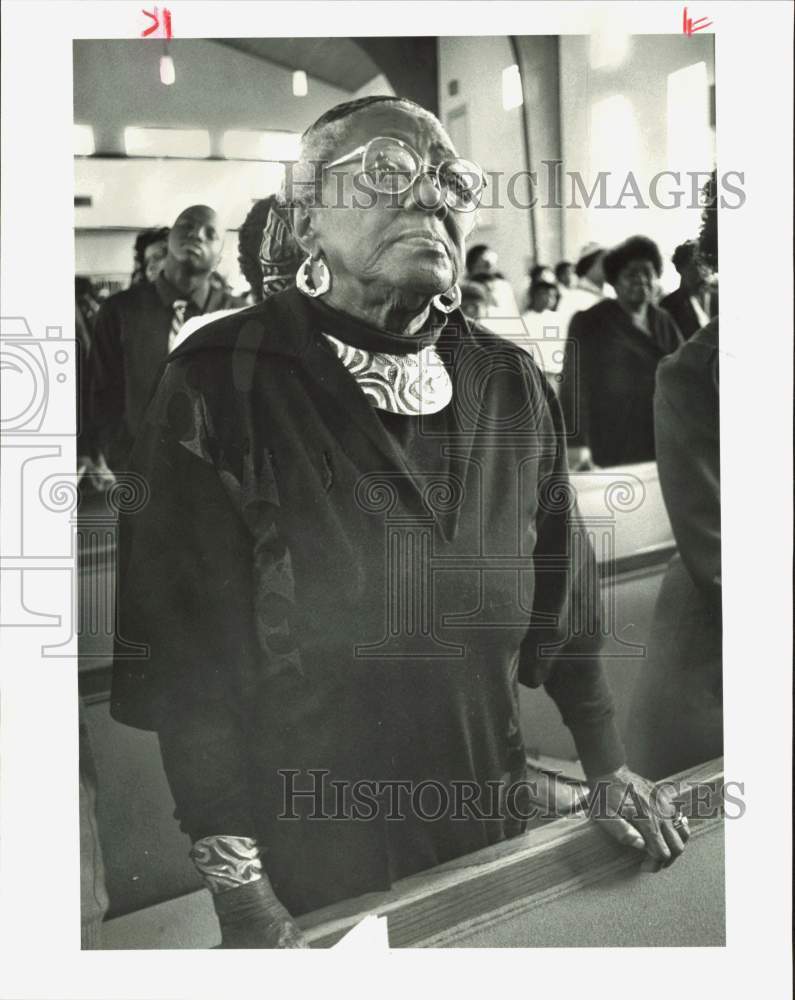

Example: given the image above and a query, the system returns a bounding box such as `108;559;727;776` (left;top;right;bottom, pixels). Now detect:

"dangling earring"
296;254;331;298
432;284;462;314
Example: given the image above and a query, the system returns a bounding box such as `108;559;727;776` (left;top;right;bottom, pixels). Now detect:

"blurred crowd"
458;228;717;471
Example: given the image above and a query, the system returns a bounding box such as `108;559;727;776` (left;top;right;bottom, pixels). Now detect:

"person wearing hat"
574;242;609;299
465;243;521;324
519;267;565;385
552;242;614;355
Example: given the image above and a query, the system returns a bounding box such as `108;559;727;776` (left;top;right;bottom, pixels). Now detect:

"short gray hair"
280;96;447;209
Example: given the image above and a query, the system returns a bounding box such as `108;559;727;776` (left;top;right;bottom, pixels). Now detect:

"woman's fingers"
634;803;691;871
273;919;311;948
634;814;672;865
598;816;646;850
660;810;690;864
590;768;692;873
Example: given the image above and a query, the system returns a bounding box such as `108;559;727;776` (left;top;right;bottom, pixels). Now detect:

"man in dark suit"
90;204;243;473
659;239;718;340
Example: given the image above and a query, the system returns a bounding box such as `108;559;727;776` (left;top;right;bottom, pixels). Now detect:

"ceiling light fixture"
160;40;175;86
293;70;308;97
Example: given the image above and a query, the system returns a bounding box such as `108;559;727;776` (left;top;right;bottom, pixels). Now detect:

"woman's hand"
213;877;310;949
588;765;690;872
77;453;117;493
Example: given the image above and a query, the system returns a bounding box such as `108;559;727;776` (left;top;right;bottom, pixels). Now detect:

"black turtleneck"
305;296;446;355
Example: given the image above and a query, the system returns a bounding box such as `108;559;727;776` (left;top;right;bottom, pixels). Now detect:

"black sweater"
112;287;624;916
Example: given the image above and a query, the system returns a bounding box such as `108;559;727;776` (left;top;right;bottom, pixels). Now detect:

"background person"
525;263;560;312
574;242;608;300
74;277;117;490
90;204;241;473
626;174;722;777
131;227;170;285
553;242;610;351
555;260;575;290
169;196;302;352
559;235;683;469
237;194;303;304
112;96;688;950
659;239;718;340
524;266;558;314
459;278;490;320
520;267;565;384
465;242;520;321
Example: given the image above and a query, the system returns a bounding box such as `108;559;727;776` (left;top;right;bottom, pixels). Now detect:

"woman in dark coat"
560;236;683;469
111;98;689;948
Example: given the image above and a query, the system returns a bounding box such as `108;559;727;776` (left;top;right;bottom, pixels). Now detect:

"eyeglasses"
325;136;486;212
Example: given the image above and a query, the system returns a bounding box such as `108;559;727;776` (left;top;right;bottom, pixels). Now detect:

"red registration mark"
682;6;713;35
141;6;173;39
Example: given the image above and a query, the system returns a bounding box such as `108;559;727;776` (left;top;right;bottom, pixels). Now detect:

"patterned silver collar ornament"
323;332;453;415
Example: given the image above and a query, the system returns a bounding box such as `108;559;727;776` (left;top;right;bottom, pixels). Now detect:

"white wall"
559;34;716;290
438;36;534;301
437;33;716;299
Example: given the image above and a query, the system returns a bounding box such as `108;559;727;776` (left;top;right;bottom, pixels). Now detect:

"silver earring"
296;255;330;298
432;284;462;314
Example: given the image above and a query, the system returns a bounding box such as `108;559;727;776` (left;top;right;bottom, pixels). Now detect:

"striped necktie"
168;299;188;351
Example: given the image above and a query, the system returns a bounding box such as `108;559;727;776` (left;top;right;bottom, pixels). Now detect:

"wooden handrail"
296;758;724;948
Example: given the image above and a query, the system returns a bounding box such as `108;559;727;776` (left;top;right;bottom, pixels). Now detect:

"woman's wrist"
212;877;309;949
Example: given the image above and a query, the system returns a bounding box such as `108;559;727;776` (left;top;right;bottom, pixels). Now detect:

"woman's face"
144;240;168;282
682;256;712;294
530;286;557;312
304;105;478;301
470;249;499;278
614;259;656;309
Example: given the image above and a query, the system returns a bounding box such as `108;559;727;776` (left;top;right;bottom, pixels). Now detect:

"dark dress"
559;298;683;467
111;287;625;916
659;285;718;341
625;321;723;778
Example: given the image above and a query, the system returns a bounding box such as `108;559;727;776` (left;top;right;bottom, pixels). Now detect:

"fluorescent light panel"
502;65;523;111
74;124;95;156
124;127;211;158
292;70;308;97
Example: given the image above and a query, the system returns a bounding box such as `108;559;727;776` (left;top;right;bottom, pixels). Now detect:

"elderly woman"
112;98;689;949
560;235;683;469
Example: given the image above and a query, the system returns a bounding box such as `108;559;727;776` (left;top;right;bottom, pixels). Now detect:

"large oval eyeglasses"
325;136;486;212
